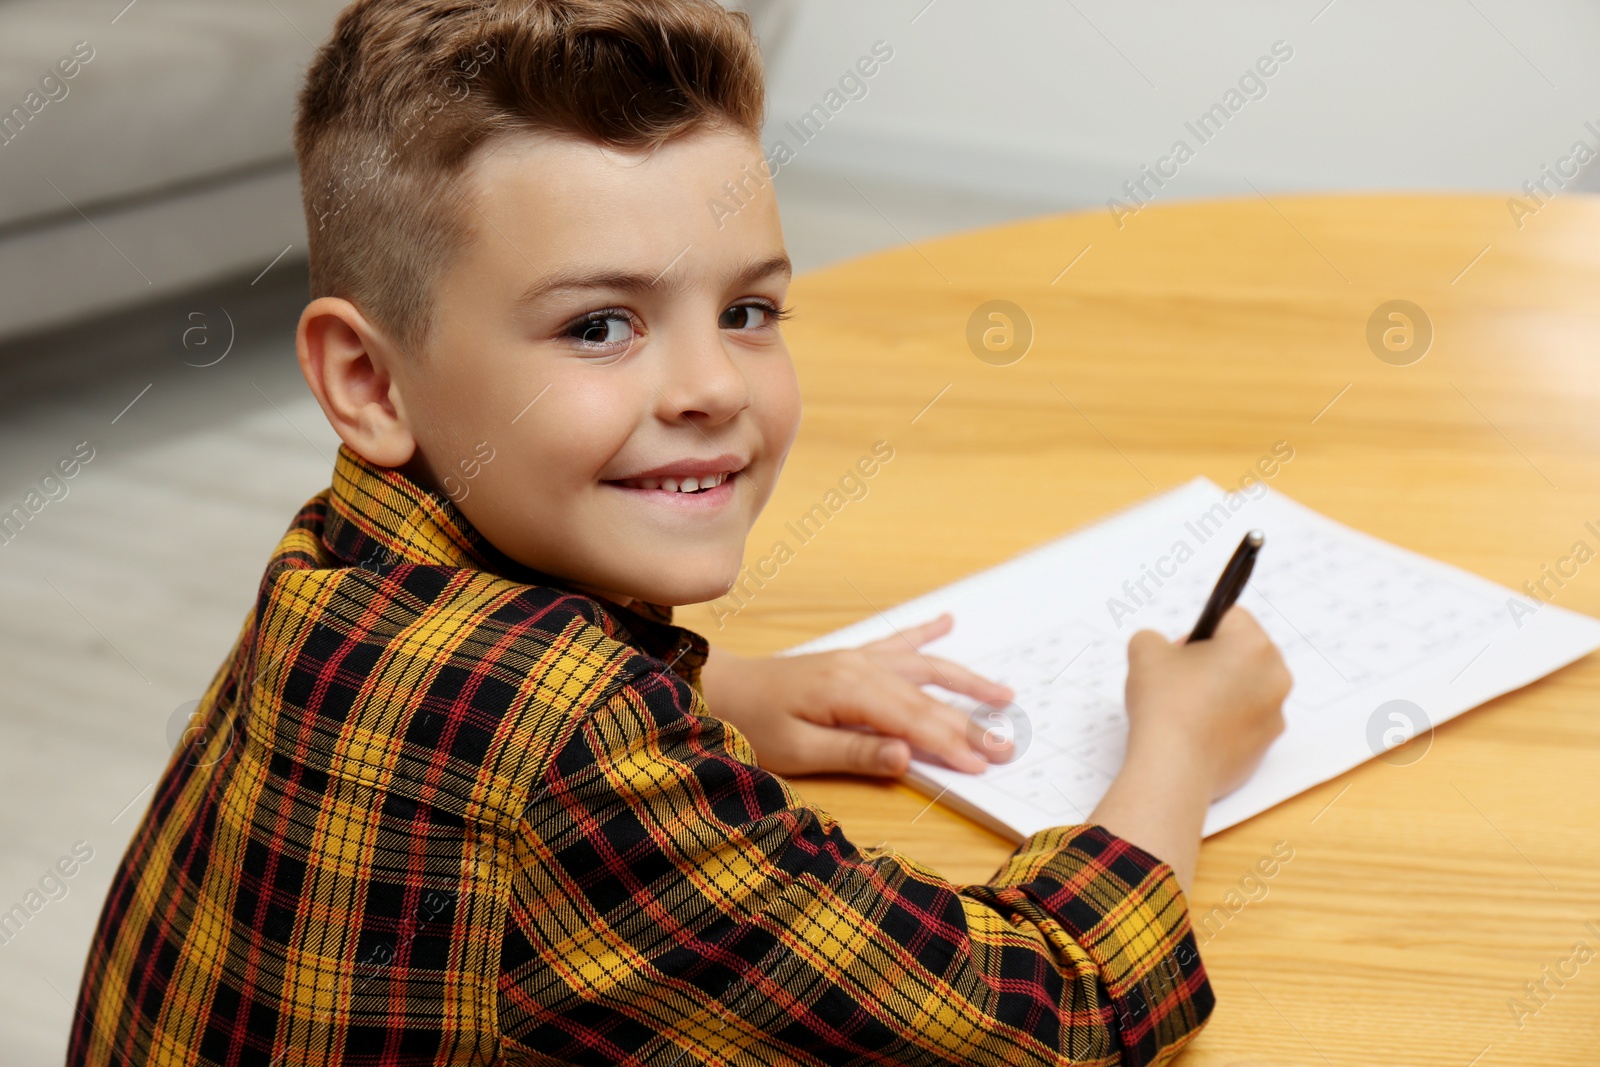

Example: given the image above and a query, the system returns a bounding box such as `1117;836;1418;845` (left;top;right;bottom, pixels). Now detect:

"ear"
296;297;417;468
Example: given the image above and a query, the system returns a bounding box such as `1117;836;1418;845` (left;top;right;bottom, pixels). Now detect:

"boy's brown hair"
294;0;766;356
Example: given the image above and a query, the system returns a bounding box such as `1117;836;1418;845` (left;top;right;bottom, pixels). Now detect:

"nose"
651;319;751;427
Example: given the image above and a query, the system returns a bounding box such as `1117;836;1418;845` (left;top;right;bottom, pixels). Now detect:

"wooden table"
674;193;1600;1066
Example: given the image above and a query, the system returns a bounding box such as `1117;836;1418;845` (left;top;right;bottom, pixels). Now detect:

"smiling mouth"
611;471;731;493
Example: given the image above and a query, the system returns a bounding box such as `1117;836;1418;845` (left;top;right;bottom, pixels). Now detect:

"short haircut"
294;0;765;355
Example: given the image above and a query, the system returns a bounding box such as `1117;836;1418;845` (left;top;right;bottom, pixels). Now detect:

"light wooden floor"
0;168;1068;1065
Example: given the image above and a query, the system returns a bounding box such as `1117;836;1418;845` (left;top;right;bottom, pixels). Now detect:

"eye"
719;300;790;331
563;310;637;352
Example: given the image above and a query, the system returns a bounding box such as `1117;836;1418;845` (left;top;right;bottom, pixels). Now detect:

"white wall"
754;0;1600;211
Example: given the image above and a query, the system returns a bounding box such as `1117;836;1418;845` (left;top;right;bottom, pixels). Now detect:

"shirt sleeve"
497;665;1213;1066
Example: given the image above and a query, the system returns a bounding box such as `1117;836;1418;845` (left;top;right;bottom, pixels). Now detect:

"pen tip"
1246;529;1265;546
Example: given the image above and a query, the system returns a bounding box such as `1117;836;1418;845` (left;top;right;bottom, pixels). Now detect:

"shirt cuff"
967;823;1214;1067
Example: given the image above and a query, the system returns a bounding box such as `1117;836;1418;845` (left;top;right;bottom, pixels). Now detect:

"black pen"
1188;530;1264;642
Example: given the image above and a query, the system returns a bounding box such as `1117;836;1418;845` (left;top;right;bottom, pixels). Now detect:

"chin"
621;555;745;608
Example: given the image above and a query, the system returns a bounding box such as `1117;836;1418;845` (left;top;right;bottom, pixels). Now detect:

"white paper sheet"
781;478;1600;838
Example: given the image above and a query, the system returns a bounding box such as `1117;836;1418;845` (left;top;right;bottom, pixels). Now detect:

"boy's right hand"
1124;606;1292;800
1088;606;1291;893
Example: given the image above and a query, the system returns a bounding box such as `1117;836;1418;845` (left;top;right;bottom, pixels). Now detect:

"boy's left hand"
697;613;1015;778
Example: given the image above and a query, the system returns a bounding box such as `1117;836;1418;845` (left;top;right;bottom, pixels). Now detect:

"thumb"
803;728;910;778
1128;628;1170;664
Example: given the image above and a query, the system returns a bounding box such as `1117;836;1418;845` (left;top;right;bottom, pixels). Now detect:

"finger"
1216;604;1264;637
965;705;1019;765
860;612;953;654
819;670;988;774
792;724;911;778
872;676;992;773
812;654;997;773
887;653;1014;703
1128;628;1170;663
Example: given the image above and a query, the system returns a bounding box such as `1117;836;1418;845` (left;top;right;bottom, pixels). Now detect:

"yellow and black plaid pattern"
68;443;1212;1065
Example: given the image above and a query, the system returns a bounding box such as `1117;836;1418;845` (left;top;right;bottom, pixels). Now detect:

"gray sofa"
0;0;347;341
0;0;793;343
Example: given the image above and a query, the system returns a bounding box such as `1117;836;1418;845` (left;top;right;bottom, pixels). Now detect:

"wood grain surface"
674;193;1600;1066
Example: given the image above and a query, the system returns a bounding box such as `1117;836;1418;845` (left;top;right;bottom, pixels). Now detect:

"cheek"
751;351;802;460
452;366;641;532
517;370;643;483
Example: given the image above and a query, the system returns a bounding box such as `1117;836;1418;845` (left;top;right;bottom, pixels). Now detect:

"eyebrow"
513;251;793;308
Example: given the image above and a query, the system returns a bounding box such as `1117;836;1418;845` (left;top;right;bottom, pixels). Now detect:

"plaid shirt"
68;443;1212;1066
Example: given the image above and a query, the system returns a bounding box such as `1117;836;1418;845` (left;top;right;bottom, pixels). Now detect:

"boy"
68;1;1290;1063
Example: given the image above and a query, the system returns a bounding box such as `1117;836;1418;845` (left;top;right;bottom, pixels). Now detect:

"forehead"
456;126;784;284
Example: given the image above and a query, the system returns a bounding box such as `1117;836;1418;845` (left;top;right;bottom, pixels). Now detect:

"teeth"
617;471;733;492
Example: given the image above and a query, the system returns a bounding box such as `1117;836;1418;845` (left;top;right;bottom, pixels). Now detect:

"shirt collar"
320;443;707;688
